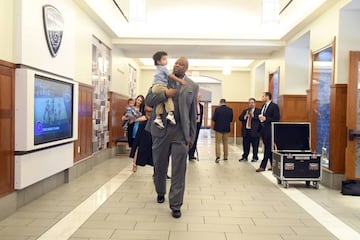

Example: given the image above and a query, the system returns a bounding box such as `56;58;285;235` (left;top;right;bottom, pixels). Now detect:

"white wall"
14;0;75;78
287;0;351;85
73;1;110;85
203;71;251;102
72;1;138;93
253;62;265;99
265;48;286;94
284;46;310;94
337;9;360;84
0;0;14;62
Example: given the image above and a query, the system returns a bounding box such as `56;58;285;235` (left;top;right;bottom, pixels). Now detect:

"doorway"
345;51;360;180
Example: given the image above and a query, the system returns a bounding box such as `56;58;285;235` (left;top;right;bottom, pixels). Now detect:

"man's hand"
188;140;194;149
165;88;177;98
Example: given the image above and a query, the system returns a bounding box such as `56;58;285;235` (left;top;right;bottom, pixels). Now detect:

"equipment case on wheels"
272;122;321;189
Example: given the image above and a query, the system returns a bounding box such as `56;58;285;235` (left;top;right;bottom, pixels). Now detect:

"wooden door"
74;84;93;162
0;60;14;196
268;69;279;103
345;51;360;180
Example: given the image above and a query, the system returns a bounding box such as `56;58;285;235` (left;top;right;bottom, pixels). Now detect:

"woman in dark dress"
129;105;153;172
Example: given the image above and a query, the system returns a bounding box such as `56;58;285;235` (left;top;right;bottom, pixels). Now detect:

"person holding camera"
239;98;261;162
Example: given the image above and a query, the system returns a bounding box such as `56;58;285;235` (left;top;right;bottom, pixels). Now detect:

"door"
268;69;279;103
346;51;360;180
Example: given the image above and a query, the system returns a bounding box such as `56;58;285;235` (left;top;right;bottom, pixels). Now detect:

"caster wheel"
313;181;319;189
283;181;289;188
305;181;310;187
277;178;281;184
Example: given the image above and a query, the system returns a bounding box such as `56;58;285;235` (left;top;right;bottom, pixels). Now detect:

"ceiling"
77;0;339;70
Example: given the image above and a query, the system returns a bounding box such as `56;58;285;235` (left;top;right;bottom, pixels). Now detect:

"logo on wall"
43;5;64;57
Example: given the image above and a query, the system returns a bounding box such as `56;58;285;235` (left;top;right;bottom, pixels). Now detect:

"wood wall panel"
277;95;307;122
306;89;311;122
74;84;93;163
0;60;15;197
329;84;347;173
108;92;128;147
211;101;260;137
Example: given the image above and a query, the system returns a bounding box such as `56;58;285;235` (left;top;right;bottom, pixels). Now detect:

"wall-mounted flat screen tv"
34;74;73;145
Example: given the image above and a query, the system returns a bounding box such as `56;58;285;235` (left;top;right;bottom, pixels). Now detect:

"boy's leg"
155;103;164;116
164;97;175;113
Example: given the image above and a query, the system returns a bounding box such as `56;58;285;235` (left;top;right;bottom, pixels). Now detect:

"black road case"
272;122;321;189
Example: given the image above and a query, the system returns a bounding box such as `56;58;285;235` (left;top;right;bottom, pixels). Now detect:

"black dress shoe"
215;157;220;163
166;175;171;179
239;157;247;162
251;159;258;162
172;210;181;218
157;195;165;203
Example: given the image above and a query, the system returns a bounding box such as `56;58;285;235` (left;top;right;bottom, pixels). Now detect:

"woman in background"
122;95;146;148
129;105;153;172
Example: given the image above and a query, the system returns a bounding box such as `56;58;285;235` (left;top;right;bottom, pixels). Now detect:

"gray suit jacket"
145;76;199;144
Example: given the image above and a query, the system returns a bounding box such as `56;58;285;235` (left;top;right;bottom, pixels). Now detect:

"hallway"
0;129;359;240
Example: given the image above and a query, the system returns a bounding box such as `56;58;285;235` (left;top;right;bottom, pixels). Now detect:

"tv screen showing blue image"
34;74;73;145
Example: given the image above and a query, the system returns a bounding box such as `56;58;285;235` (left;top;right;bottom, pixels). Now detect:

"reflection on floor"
0;129;359;240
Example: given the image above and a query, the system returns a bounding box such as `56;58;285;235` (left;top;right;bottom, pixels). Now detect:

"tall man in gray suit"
145;57;199;218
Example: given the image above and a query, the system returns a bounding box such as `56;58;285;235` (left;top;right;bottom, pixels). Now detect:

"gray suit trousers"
152;124;188;211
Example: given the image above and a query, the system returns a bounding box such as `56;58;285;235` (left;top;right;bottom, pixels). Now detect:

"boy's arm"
169;74;186;85
145;87;177;107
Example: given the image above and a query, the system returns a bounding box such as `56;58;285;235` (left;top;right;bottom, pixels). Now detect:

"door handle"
349;129;360;141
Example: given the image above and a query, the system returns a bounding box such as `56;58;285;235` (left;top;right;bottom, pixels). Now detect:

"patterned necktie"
246;111;252;129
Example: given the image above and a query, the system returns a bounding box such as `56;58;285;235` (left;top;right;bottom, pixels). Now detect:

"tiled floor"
0;129;360;240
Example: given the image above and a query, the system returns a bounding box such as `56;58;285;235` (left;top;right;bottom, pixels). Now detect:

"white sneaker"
154;118;165;129
166;112;176;125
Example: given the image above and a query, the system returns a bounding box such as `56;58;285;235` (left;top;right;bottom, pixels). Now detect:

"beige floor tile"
226;232;283;240
219;209;267;218
291;226;335;236
70;228;115;238
135;221;187;231
239;225;295;234
105;213;155;222
0;226;47;237
1;130;360;240
0;236;33;240
187;202;232;210
280;235;338;240
80;220;136;230
170;231;226;240
252;218;305;226
27;218;61;227
188;223;240;232
204;216;254;225
9;211;63;219
0;218;34;226
179;209;220;217
155;215;204;224
111;230;169;239
87;212;109;221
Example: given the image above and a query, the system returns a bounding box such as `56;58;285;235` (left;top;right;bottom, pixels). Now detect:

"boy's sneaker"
166;112;176;125
154;118;165;129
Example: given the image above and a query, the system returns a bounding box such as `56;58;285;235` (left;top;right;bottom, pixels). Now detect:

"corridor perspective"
0;129;359;240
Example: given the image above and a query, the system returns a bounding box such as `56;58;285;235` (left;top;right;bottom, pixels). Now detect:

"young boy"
122;98;136;131
152;51;186;129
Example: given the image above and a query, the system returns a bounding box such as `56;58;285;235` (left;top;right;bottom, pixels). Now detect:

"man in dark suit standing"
256;92;280;172
239;98;261;162
212;98;233;163
188;94;203;161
